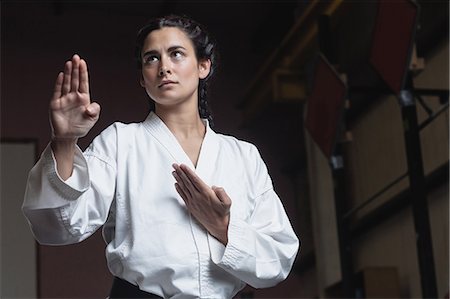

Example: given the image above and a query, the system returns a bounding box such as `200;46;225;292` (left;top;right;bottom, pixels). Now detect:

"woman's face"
140;27;211;109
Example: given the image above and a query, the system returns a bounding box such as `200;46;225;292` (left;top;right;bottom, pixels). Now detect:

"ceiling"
47;0;305;62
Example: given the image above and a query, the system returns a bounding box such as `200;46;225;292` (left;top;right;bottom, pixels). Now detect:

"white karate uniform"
23;111;299;298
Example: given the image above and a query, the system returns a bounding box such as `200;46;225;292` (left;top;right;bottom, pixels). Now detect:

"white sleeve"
209;189;299;288
22;127;117;246
209;145;300;288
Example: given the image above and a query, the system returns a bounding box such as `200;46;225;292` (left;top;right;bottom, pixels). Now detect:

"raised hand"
50;54;100;141
172;164;232;245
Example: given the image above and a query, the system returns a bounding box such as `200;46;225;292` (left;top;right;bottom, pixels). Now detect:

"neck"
155;104;206;139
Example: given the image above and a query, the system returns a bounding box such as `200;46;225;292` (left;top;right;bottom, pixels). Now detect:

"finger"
71;54;80;92
172;170;192;198
79;58;89;93
212;186;232;207
173;164;198;194
62;60;72;95
52;72;64;101
175;183;190;207
179;164;209;193
85;102;101;118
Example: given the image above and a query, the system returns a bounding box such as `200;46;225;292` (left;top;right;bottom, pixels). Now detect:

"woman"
23;15;299;298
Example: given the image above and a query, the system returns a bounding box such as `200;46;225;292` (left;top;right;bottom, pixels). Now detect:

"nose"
158;56;172;77
158;66;171;77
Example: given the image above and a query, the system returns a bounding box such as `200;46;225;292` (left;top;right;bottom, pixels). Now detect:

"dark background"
1;1;306;297
2;1;448;298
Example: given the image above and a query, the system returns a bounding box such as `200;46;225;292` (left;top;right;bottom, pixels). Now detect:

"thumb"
212;186;232;206
86;102;101;118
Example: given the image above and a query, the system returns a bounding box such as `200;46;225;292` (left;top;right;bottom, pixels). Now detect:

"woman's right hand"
50;54;100;142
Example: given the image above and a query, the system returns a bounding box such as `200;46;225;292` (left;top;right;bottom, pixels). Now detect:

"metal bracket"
331;155;344;170
399;89;415;107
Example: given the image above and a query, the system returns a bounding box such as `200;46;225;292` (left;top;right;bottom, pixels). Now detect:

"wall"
0;141;37;298
305;36;449;298
350;40;449;298
304;129;341;297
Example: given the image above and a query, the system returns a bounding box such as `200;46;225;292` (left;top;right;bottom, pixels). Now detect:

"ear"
198;59;211;79
139;76;145;88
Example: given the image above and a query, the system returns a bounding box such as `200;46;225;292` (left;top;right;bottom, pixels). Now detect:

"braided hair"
135;15;218;125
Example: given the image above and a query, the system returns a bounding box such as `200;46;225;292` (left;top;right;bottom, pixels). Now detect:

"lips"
158;80;177;88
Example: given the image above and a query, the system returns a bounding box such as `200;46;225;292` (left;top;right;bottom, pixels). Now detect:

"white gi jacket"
23;111;299;298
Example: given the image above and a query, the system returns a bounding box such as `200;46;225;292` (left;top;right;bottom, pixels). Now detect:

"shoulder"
99;120;146;138
214;131;273;193
86;121;143;154
214;133;267;175
215;132;261;159
92;121;136;141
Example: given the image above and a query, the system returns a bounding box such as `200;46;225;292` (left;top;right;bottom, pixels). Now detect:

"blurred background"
1;0;448;298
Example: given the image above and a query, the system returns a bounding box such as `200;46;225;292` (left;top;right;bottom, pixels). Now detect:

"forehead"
142;27;194;51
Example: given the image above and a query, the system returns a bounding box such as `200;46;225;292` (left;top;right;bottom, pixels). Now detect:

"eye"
171;50;184;60
143;55;159;65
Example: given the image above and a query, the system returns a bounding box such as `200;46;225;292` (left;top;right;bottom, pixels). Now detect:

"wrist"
50;138;78;159
213;216;230;245
50;138;77;181
51;137;78;149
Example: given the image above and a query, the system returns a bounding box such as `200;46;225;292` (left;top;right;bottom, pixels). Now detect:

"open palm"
50;54;100;140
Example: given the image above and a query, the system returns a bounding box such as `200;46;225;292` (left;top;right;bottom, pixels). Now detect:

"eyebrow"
141;46;187;58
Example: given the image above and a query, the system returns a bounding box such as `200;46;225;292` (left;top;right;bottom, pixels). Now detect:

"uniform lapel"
143;111;220;186
142;111;194;169
195;122;220;186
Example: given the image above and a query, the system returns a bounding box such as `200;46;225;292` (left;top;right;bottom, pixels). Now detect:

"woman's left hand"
172;164;231;245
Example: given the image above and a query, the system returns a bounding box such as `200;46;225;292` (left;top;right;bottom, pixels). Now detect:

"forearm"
207;214;229;245
23;143;88;244
23;141;116;245
51;138;78;180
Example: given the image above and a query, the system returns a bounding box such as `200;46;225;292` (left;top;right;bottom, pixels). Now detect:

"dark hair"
135;15;218;124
